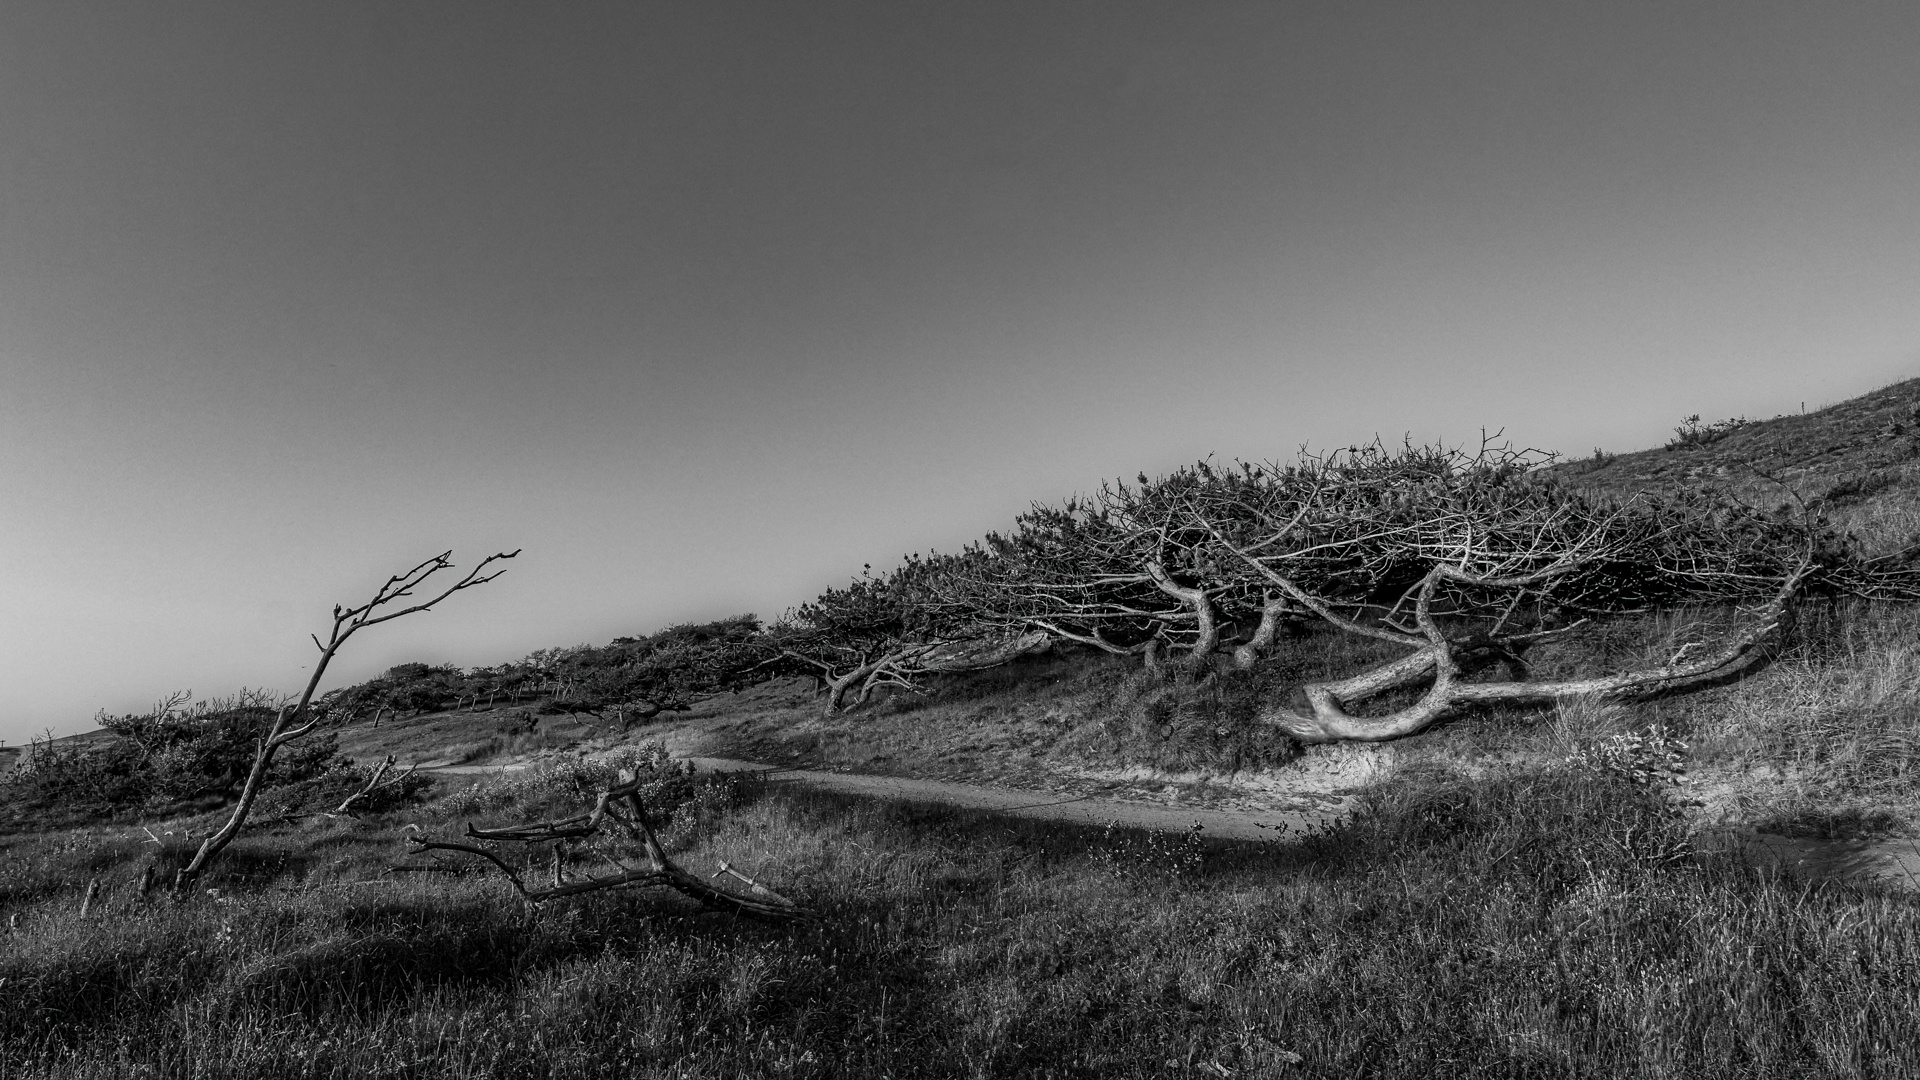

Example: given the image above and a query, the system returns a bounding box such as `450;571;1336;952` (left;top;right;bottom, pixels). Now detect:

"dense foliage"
751;442;1904;719
3;692;337;821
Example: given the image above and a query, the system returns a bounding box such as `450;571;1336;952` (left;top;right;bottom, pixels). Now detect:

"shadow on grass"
6;764;1920;1078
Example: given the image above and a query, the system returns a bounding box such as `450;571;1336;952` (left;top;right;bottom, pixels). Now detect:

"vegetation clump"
2;691;338;826
1666;413;1755;450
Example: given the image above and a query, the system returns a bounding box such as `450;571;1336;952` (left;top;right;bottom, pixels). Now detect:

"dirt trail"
685;757;1340;842
425;757;1345;842
1697;829;1920;893
425;754;1920;889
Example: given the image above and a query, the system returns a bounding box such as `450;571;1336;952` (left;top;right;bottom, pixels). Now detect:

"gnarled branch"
1255;558;1809;742
406;770;807;922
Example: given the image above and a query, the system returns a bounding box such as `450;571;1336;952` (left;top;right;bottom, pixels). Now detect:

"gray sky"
5;1;1919;743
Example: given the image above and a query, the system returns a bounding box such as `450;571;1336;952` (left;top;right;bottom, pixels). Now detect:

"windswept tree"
955;460;1364;676
175;549;517;889
770;555;1047;715
1173;442;1910;741
961;485;1205;671
925;440;1918;742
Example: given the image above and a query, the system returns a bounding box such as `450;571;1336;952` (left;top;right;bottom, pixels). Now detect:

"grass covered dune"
5;764;1917;1079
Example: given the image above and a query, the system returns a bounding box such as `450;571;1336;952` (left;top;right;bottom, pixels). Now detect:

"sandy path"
424;757;1341;842
1697;829;1920;892
685;757;1338;842
424;756;1920;889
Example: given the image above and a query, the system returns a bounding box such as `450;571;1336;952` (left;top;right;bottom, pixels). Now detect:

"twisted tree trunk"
1232;593;1294;670
1253;562;1805;743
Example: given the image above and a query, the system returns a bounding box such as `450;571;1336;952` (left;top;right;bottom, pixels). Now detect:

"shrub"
1665;414;1752;450
1819;469;1901;508
1;693;337;821
436;744;679;820
1564;726;1690;789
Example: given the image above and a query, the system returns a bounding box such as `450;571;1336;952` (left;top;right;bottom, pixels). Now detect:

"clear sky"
5;1;1919;744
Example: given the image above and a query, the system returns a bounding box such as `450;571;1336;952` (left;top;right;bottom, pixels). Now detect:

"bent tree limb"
614;698;691;730
408;770;806;922
333;755;420;817
1231;593;1295;670
781;647;921;715
1144;561;1224;676
1254;559;1810;743
175;549;518;891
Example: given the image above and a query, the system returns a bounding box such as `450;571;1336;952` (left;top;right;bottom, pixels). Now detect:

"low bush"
1665;413;1753;450
1;693;337;825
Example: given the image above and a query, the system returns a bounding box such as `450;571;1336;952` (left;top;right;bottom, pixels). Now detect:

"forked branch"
406;770;806;922
333;755;420;817
176;549;519;891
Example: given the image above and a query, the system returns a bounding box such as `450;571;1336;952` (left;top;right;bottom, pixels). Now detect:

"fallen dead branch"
405;767;807;922
334;755;420;816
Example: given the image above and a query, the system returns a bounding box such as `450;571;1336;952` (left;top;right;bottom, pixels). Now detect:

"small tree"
175;549;517;890
769;557;1045;715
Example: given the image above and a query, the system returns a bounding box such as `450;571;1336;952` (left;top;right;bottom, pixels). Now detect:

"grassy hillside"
7;379;1920;1076
1559;375;1920;553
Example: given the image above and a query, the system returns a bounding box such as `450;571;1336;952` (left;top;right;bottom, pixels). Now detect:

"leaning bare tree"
174;549;518;890
770;555;1049;715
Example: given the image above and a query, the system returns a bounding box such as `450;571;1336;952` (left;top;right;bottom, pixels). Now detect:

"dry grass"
5;759;1919;1078
13;378;1920;1076
1675;602;1920;838
1558;375;1920;522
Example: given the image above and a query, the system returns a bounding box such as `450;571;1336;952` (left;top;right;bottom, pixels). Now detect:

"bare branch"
333;755;419;817
407;769;807;922
175;549;518;891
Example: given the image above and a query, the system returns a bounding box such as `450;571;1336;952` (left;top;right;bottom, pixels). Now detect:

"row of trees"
315;615;766;727
765;441;1917;738
304;441;1872;743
